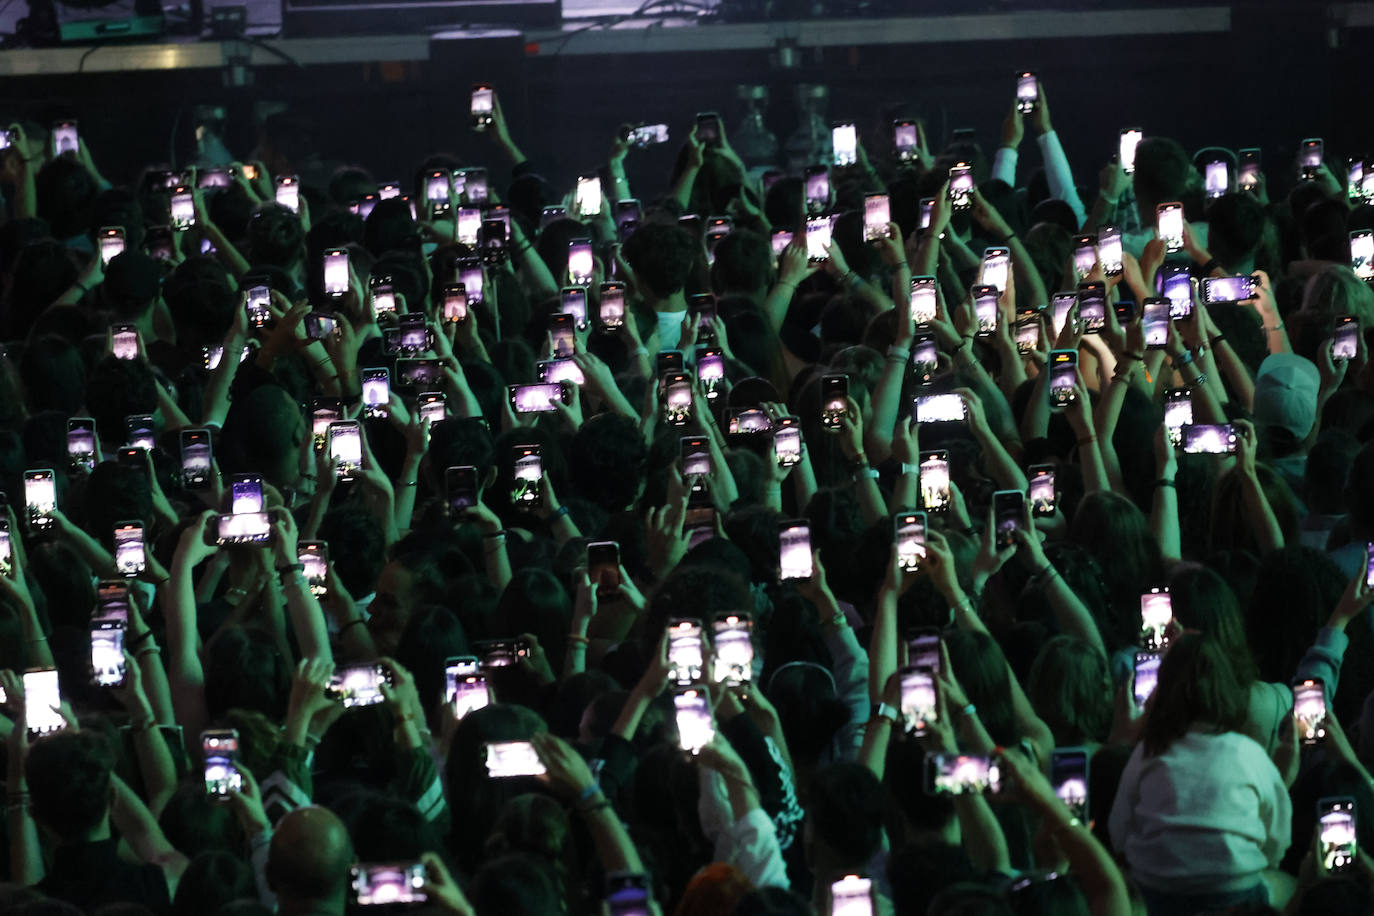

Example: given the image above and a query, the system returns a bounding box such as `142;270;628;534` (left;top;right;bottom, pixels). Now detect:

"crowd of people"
0;67;1372;916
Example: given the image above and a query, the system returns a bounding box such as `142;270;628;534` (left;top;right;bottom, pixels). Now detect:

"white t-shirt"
656;310;687;352
1109;730;1290;894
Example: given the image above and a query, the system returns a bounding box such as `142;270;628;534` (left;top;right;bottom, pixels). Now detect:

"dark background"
0;2;1362;196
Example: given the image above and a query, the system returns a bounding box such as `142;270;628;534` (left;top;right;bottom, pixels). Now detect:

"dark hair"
710;229;772;295
318;504;387;601
622;223;696;299
806;762;885;867
204;626;291;721
246;204;305;269
19;335;87;416
35;157;98;239
568;414;647;512
1168;563;1258;684
471;853;564;916
171;851;255;916
163;257;238;346
495;569;572;677
28;731;114;840
1027;636;1112;745
1141;633;1249;756
1132;137;1194;211
84;356;157;440
1248;547;1345;704
1206;193;1267;268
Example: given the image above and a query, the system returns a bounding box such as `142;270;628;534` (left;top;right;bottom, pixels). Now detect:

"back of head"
569;413;647;511
101;251;162;321
710;229;771;295
1141;633;1248;756
85;355;157;436
35;157;97;239
172;850;255;916
1301;265;1374;328
1028;635;1112;745
1206;192;1267;267
622;223;696;300
471;853;563;916
246;204;305;269
19;334;86;416
363;197;420;257
220;384;302;477
806;762;884;867
1167;563;1255;682
266;806;354;904
1132;137;1194;212
163;257;237;346
28;731;113;841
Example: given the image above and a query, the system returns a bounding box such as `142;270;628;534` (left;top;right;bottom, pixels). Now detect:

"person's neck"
651;290;687;314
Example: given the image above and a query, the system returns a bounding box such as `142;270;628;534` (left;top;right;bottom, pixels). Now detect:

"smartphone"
1140;587;1172;650
661;373;694;426
1159;264;1194;319
914;393;966;424
1198;158;1229;200
509;382;569;415
573;174;602;219
695;111;723;147
1162;387;1192;447
770;229;794;258
1043;293;1073;339
145;225;174;261
1119;128;1143;174
804;165;830;215
1138;297;1170;350
1028;465;1056;517
227;475;263;515
821;374;848;430
828;875;874;916
806;215;833;262
907;628;941;674
444;465;479;516
695;346;724;402
305;399;340;456
1295;678;1328;744
1072;234;1097;281
351;862;428;906
466;81;496;131
454;259;484;306
993;489;1024;547
202;729;242;797
768;422;800;470
1181;423;1237;455
665;617;706;686
895;511;927;573
1351;231;1374;282
328;663;390;708
1156;202;1184;253
1334;314;1360;362
1132;651;1161;708
605;872;652;916
1238;148;1261;190
95;227;127;270
973;285;999;336
63;417;97;473
1050;748;1090;823
112;521;146;578
1200;275;1259;304
0;519;11;577
320;248;350;299
567;238;594;286
904;276;938;328
211;510;271;546
1048;350;1077;409
674;686;715;755
948;162;974;210
90;615;126;688
917;450;950;513
23;469;55;531
1014;310;1041;354
446;664;490;720
477;741;551;783
710;614;753;686
1320;797;1358;873
1076;281;1106;334
980;247;1010;293
1010;69;1039;113
1301;138;1324;169
831;122;858;167
920;197;935;231
852;194;891;245
24;669;63;735
359;367;390;419
474;638;532;669
275;175;300;213
1097;226;1124;276
926;752;1002;796
588;540;622;590
51;119;79;157
689;293;716;343
912;334;939;385
598;281;627;330
894;119;919;163
778;520;813;581
327;421;362;478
